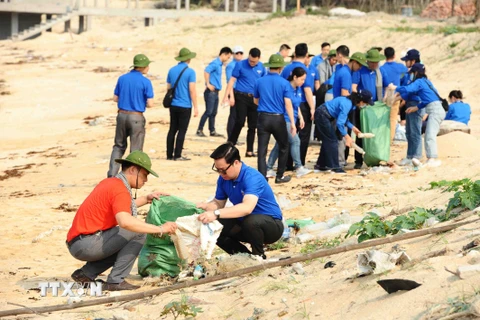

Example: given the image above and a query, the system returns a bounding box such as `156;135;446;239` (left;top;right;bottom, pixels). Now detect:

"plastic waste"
281;218;290;240
302;222;329;234
193;265;203;280
292;263;305;275
357;250;411;275
358;133;375;138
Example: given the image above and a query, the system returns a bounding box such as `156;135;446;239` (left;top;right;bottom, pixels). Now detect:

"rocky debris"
421;0;475;19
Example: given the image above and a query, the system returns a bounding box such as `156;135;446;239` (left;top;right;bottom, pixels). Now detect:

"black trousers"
227;104;236;139
216;214;284;256
166;106;192;159
353;108;363;166
257;113;289;178
298;102;312;166
315;105;341;170
228;92;258;153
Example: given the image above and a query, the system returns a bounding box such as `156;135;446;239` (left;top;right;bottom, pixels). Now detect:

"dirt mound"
437;131;480;158
421;0;476;19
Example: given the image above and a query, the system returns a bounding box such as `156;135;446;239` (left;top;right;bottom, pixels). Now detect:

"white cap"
233;45;244;54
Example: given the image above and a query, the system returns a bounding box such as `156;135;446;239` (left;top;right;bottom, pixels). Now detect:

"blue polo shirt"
205;57;223;90
286;86;301;123
333;64;352;98
254;72;292;114
352;66;389;101
380;61;408;87
310;55;324;69
445;101;471;125
215;163;282;220
309;64;320;83
325;96;354;136
326;72;335;94
226;59;238;88
280;61;314;103
396;78;441;109
232;59;266;94
400;72;421;104
114;70;154;112
166;62;196;108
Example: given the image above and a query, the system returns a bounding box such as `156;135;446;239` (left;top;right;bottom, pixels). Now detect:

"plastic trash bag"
357;250;411;275
360;102;391;166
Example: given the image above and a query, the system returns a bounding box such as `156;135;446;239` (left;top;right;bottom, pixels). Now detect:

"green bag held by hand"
360;102;391;167
138;196;204;277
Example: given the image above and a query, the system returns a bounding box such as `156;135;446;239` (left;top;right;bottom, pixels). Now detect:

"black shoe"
166;157;174;160
275;176;291;184
314;165;331;173
71;269;93;288
196;130;206;137
210;132;225;138
174;156;191;161
332;168;347;174
354;163;362;169
103;280;140;291
245;152;257;158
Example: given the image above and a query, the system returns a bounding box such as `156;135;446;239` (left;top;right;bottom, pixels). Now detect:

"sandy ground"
1;2;480;319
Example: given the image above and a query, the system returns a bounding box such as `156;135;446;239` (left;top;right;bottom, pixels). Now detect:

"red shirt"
67;178;131;242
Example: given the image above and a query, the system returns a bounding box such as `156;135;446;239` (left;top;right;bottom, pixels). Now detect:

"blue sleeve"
243;172;265;197
205;60;216;74
336;101;349;136
262;66;267;77
232;62;241;79
145;80;154;99
396;81;421;101
352;71;360;85
381;68;390;87
253;80;260;99
445;106;453;120
189;69;196;83
226;64;233;83
342;72;352;92
314;68;320;81
303;71;314;90
214;177;228;200
114;79;120;96
346;120;354;130
284;83;293;99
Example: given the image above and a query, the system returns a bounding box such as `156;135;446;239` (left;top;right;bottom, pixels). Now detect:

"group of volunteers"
65;41;471;291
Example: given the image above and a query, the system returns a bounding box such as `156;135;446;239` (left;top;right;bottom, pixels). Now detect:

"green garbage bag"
138;196;204;277
360;102;391;167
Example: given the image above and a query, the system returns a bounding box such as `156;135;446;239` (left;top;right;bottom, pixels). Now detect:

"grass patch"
386;25;479;35
266;239;287;251
449;41;460;48
306;6;329;16
300;236;342;254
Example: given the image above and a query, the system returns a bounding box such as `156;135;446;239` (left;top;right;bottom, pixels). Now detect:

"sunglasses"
235;52;244;55
212;162;233;174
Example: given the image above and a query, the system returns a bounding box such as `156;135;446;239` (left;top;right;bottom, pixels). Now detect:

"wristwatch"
214;210;221;219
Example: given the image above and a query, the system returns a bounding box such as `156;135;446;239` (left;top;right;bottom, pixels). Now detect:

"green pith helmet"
115;150;158;177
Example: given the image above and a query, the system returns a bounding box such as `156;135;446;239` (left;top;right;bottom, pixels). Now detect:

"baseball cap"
233;45;244;54
359;89;374;106
401;49;420;61
409;63;425;73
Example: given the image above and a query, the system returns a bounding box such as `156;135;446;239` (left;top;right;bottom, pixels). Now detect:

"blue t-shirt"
280;61;314;103
352;66;389;102
166;62;196;108
114;70;154;112
325;96;355;136
205;57;223;91
286;86;302;123
396;78;441;109
380;61;408;87
309;64;320;83
254;72;292;114
333;64;352;98
215;163;282;220
310;55;324;69
325;72;335;94
445;101;471;125
226;59;237;88
232;59;266;94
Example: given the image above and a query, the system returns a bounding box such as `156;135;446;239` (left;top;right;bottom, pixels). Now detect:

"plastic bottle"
281;219;290;240
193;265;203;280
303;222;329;234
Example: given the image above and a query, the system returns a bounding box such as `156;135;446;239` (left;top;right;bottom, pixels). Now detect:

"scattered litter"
88;117;105;126
193;264;204;280
467;251;480;264
329;7;366;17
32;226;68;243
463;238;480;251
53;202;78;212
216;253;262;273
67;296;82;304
394;124;407;142
292;263;305;275
276;194;300;210
324;261;336;269
358;133;375;139
357;250;411;275
360;166;392;176
422;217;439;228
377;279;421;294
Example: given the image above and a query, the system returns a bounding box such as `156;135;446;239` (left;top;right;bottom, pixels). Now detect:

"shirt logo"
257;70;262;74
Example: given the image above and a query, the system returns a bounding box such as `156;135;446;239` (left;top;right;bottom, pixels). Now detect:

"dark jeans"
198;89;219;133
107;112;146;177
228;92;258;153
166;106;192;159
298;102;312;166
227;104;236;139
257;113;289;178
353;108;363;166
68;227;146;284
216;214;284;256
315;105;341;170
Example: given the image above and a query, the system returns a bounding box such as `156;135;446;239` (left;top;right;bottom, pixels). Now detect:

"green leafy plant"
429;179;480;212
391;207;436;232
266;239;287;251
161;294;203;319
345;212;392;243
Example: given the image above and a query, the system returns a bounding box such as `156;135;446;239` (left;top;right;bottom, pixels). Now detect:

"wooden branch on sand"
1;218;479;318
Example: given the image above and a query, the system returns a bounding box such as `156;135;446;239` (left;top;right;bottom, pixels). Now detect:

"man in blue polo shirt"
107;54;154;178
310;42;331;70
255;54;295;184
225;45;244;139
332;46;366;98
280;43;315;167
224;48;266;157
197;143;284;259
196;47;233;138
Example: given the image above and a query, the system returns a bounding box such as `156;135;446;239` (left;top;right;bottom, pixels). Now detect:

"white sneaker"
266;169;276;178
426;159;441;167
296;166;312;178
412;158;422;168
398;158;413;166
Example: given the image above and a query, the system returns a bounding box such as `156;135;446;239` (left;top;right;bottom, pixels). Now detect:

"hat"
131;54;152;68
328;49;337;57
350;52;368;67
365;49;386;62
233;45;244;54
115;150;158;177
359;89;374;106
175;48;197;61
401;49;420;61
264;54;288;68
370;46;383;52
409;63;425;73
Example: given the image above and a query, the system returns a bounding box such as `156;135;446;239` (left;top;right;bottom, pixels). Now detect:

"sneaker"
425;158;441;167
332;168;347;174
398;158;413;166
412;158;422;168
103;280;140;291
174;156;191;161
354;163;363;170
275;176;291;184
296;166;312;178
313;165;331;173
210;132;225;138
266;169;276;178
196;130;206;137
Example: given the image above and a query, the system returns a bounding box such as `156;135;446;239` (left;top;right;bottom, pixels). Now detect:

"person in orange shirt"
66;151;177;291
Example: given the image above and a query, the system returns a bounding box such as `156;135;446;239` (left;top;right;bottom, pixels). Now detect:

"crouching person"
66;151;177;291
197;143;284;259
